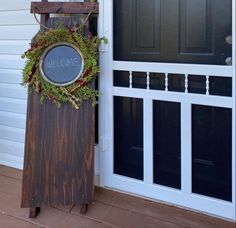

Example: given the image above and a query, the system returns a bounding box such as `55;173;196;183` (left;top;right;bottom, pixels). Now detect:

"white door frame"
98;0;236;221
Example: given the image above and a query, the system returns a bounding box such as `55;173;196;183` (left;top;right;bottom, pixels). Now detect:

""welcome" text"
45;58;81;68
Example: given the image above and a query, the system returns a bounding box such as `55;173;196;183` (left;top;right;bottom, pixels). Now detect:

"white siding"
0;1;33;11
0;1;39;169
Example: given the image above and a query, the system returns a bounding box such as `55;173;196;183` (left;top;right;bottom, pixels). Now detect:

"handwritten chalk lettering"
40;43;85;86
46;58;81;68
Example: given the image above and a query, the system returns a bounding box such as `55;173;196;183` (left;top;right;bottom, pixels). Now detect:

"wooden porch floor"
0;165;234;228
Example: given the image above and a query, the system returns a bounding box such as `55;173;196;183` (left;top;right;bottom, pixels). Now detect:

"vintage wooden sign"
39;42;84;86
21;0;99;218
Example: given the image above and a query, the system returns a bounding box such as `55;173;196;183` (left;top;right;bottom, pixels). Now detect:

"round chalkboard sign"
39;42;84;86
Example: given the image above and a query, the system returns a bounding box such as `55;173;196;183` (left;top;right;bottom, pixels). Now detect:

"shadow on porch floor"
0;165;234;228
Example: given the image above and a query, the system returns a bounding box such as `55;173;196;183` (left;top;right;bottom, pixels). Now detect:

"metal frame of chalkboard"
39;42;85;86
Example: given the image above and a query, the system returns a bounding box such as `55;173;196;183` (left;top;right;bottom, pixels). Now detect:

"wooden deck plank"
0;213;42;228
57;213;114;228
0;165;22;180
0;191;113;228
102;207;183;228
0;175;21;198
0;191;69;227
72;203;183;228
0;165;235;228
72;202;113;222
94;187;235;228
0;191;37;220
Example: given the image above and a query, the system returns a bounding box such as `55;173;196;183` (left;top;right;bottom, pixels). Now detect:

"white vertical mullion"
144;98;153;184
181;103;192;194
232;0;236;221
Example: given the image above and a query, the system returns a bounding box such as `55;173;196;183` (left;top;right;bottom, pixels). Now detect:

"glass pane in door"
114;96;143;180
192;105;232;201
153;101;181;189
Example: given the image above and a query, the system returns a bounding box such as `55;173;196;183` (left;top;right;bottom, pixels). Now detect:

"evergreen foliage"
22;27;100;109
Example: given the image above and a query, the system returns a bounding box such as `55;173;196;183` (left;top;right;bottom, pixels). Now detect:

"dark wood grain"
40;0;49;32
31;2;99;14
80;204;88;214
21;5;96;216
29;207;40;218
21;90;95;208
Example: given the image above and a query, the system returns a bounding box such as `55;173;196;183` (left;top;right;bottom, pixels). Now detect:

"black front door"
114;0;232;65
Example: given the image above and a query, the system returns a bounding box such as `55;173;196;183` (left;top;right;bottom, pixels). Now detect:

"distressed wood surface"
21;10;96;213
31;2;99;14
21;90;95;208
40;0;49;32
29;207;40;218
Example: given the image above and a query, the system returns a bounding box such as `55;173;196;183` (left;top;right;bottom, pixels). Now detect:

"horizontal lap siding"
0;42;31;55
0;1;39;169
0;1;32;11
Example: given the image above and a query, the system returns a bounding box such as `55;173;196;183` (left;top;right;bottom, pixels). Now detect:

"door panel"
180;0;212;54
114;0;161;62
134;0;160;50
114;0;232;65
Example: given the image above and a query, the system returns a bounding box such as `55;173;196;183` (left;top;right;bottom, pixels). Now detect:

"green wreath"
22;27;100;109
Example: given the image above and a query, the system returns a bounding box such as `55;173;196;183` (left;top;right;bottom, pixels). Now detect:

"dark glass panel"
114;71;129;87
192;105;232;201
168;74;185;92
153;101;181;189
114;97;143;180
150;73;165;90
188;75;206;94
114;71;149;89
210;77;232;97
133;72;147;89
